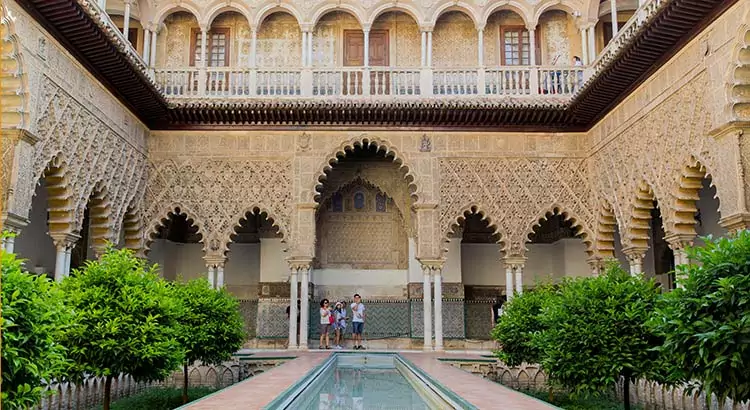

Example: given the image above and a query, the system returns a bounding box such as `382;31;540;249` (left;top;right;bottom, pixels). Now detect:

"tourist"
319;299;333;349
350;294;366;350
333;301;348;349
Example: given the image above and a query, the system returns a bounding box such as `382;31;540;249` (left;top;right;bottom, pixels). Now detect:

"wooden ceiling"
16;0;736;132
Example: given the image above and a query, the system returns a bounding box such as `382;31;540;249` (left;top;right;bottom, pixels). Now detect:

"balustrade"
155;66;588;99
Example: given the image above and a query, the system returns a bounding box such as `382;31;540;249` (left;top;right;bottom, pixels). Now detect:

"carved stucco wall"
4;1;148;244
433;11;477;68
257;12;301;68
587;0;750;253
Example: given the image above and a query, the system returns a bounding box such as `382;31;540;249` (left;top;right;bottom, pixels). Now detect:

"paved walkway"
181;350;556;409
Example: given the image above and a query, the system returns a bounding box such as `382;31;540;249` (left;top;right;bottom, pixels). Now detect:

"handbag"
329;311;335;325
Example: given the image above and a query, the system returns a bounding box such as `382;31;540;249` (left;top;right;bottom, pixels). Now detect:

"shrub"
536;264;662;410
651;231;750;405
491;284;556;367
172;278;246;403
1;246;72;409
61;247;185;410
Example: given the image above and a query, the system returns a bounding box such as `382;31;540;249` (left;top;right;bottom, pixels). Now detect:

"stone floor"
180;350;557;409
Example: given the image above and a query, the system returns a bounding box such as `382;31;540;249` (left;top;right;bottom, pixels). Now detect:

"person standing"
350;294;366;350
319;299;332;349
333;301;348;349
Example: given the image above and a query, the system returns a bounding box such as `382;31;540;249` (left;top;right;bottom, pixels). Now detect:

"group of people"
319;294;366;350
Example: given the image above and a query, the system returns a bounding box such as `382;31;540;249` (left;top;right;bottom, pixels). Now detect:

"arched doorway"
146;208;203;281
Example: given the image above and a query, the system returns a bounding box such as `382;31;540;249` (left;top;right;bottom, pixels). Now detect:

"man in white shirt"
350;294;366;350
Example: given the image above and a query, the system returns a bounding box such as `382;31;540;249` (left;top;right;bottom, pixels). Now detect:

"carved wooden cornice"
15;0;738;130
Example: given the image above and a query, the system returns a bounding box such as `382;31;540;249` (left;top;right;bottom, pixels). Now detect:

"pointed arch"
144;204;205;254
1;3;29;130
309;136;421;204
226;205;287;255
594;198;618;259
430;1;479;26
442;204;506;257
726;22;750;121
525;204;595;256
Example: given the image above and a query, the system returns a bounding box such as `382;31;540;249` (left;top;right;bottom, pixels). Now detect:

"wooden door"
368;31;390;94
343;30;390;94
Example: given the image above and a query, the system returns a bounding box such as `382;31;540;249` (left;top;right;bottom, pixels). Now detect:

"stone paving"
180;350;557;409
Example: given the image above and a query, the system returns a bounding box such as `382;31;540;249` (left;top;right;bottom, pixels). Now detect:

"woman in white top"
319;299;332;349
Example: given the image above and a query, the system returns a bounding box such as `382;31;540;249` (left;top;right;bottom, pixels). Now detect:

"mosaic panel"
465;301;495;340
443;300;465;339
256;299;289;338
238;299;258;339
309;300;411;340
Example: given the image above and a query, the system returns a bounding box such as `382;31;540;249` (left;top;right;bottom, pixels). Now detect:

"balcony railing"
154;66;589;100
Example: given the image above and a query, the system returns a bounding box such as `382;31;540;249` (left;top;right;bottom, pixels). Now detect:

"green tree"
61;247;184;410
172;278;246;404
1;245;72;409
491;284;556;367
651;232;750;405
536;264;662;410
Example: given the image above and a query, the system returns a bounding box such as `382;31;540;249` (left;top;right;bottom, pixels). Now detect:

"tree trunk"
103;375;113;410
623;372;631;410
182;362;189;404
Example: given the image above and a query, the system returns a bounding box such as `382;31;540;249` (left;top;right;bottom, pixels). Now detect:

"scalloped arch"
80;180;114;256
525;204;594;256
225;205;288;255
35;155;76;239
624;180;662;250
667;156;719;238
594;198;618;259
310;137;421;204
726;22;750;121
144;204;206;254
1;3;29;130
441;204;506;257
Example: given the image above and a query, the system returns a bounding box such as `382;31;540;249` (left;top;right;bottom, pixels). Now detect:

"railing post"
420;68;433;96
301;68;313;97
477;67;486;95
198;67;207;96
362;68;371;96
529;67;540;96
249;69;257;96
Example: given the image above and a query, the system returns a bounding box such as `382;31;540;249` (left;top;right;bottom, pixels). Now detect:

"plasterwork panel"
144;157;293;255
433;11;477;68
257;13;301;68
439;157;595;256
161;12;251;68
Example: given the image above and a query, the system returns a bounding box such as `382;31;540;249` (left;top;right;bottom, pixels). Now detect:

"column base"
422;344;433;352
298;344;309;351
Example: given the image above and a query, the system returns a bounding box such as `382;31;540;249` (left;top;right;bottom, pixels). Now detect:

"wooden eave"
17;0;737;131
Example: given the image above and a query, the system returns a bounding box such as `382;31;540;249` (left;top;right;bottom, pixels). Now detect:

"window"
119;27;138;48
375;193;387;212
353;192;366;210
190;28;230;67
500;27;530;65
331;193;343;212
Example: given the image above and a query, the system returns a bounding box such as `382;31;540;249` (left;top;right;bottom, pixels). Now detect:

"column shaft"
143;29;151;64
433;270;443;351
301;31;307;67
588;27;596;61
427;32;433;67
216;265;224;288
528;27;536;66
4;235;15;253
363;30;370;67
422;269;432;350
207;266;215;288
288;270;299;349
150;30;157;67
514;266;523;295
610;0;619;39
299;268;310;349
505;266;514;302
54;245;67;282
64;246;72;276
421;31;426;67
580;28;589;64
251;29;258;67
477;29;484;66
200;28;208;67
123;2;131;42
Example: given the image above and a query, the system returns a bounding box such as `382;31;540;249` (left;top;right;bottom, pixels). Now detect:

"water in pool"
285;355;436;410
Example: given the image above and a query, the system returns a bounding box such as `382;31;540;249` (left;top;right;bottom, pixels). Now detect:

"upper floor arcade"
97;0;645;100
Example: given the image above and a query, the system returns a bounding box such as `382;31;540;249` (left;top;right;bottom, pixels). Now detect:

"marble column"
587;26;596;61
150;29;157;68
216;263;225;288
123;0;132;42
623;247;646;276
580;27;589;64
206;265;216;288
420;31;427;67
610;0;619;39
422;265;432;350
505;265;514;302
433;267;443;351
143;28;151;64
665;233;695;289
477;28;484;66
299;265;310;349
52;233;79;281
288;267;299;349
301;31;308;67
363;29;370;67
54;244;67;281
426;31;433;67
527;25;537;66
514;264;524;295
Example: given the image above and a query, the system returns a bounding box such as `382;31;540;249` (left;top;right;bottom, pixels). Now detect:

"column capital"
123;0;135;5
412;202;438;211
1;212;29;233
287;257;313;272
503;255;526;269
50;232;80;249
204;256;226;268
621;245;647;261
146;22;161;33
664;233;695;250
2;129;39;146
418;258;444;273
525;22;538;32
419;25;434;33
475;24;485;32
719;213;750;233
299;24;314;32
